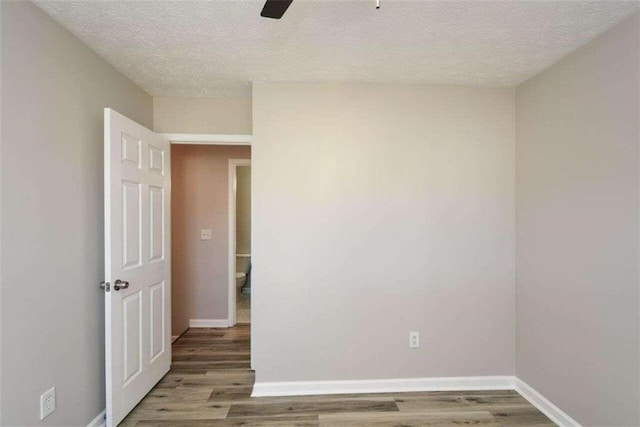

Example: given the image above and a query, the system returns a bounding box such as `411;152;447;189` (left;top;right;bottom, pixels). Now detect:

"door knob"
114;279;130;291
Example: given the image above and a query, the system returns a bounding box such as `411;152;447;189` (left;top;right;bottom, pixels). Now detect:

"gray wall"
252;83;515;382
153;96;252;134
515;12;640;426
171;145;251;335
0;2;153;426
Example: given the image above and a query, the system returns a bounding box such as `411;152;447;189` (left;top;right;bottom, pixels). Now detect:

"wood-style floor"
119;326;555;426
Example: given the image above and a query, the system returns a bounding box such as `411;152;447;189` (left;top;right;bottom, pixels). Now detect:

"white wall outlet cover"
409;331;420;348
40;386;56;420
200;229;212;240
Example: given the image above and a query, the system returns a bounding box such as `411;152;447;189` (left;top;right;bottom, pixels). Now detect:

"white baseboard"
86;410;106;427
252;375;515;397
189;318;230;328
514;378;582;427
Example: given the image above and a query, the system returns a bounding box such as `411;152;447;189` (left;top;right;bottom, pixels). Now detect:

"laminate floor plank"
395;392;533;412
209;386;256;401
319;410;498;427
173;351;252;358
203;370;256;380
134;415;319;427
154;374;210;389
143;387;213;404
221;394;420;406
171;361;252;371
159;375;255;389
117;419;140;427
119;326;556;426
173;354;252;362
227;399;399;418
126;401;230;420
489;407;557;426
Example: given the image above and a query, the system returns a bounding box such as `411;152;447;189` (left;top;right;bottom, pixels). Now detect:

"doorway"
170;145;251;335
104;111;254;425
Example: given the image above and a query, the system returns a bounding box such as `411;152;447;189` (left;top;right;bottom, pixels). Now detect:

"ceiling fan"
261;0;380;19
260;0;294;19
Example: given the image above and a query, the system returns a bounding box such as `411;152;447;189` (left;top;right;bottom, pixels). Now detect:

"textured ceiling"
35;0;639;97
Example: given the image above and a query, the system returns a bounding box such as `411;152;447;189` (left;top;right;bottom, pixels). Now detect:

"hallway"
119;326;553;426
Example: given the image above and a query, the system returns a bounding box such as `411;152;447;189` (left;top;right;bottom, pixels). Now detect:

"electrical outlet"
200;229;212;240
409;331;420;348
40;387;56;420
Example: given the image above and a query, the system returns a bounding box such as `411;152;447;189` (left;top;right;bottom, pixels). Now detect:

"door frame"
228;159;252;326
161;134;252;328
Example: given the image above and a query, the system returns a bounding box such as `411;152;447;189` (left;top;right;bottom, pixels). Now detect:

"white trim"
162;133;252;145
228;159;252;328
236;253;251;258
189;319;230;328
86;410;106;427
252;376;515;397
514;378;582;427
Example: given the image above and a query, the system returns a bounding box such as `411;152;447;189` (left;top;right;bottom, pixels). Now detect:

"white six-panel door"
104;109;171;427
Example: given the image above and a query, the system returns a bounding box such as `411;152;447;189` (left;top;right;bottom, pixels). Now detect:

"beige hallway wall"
172;145;251;335
252;83;515;383
515;12;640;426
0;2;153;425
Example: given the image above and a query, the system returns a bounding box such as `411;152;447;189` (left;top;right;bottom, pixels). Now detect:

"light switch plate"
200;229;212;240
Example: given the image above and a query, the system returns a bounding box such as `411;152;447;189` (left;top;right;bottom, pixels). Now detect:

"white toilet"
235;255;251;297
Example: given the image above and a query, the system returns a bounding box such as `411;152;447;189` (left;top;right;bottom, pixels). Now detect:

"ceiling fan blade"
261;0;294;19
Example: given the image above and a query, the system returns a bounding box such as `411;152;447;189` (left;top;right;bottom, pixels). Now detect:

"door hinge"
99;281;111;292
